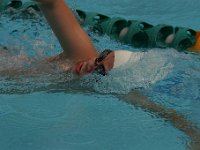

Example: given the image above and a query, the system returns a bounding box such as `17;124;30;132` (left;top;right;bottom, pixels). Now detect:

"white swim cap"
113;50;133;68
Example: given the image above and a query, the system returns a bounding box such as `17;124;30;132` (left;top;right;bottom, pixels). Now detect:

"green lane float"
145;24;174;48
170;27;196;50
75;9;198;51
76;9;109;27
0;0;12;11
100;17;127;39
0;4;199;51
75;9;197;51
0;0;39;12
0;0;23;11
123;20;153;48
7;0;22;9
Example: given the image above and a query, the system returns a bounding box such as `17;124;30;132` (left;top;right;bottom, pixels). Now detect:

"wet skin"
73;51;115;76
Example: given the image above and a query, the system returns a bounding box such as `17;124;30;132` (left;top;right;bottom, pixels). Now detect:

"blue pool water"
0;0;200;150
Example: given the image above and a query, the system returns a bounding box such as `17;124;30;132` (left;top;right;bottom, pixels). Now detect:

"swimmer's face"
74;51;115;76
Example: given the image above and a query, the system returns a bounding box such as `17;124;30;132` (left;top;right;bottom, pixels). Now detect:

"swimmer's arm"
35;0;97;61
120;91;200;150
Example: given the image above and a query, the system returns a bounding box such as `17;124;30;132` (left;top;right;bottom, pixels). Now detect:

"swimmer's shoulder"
44;52;69;63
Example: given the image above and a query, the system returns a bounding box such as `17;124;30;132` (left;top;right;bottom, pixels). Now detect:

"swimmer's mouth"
75;62;94;75
75;62;83;75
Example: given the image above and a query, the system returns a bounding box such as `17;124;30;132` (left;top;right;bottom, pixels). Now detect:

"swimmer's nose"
86;60;95;73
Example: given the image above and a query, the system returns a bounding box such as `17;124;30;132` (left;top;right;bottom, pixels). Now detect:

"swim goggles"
94;49;112;76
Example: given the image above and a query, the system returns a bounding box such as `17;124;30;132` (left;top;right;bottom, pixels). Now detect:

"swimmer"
1;0;131;77
0;0;199;149
35;1;200;149
32;0;134;77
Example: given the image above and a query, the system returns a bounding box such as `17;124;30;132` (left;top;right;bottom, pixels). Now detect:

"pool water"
0;0;200;150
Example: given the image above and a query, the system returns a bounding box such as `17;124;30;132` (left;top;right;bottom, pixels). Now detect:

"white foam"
93;49;175;94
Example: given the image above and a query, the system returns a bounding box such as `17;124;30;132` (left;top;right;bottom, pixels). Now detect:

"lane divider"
0;1;199;52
